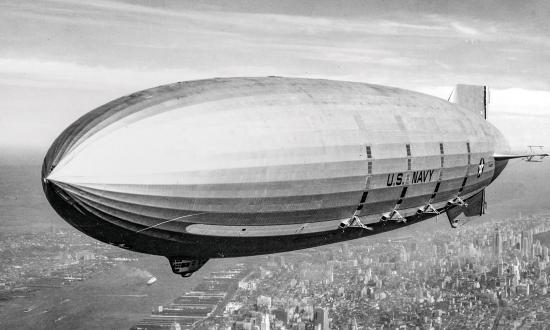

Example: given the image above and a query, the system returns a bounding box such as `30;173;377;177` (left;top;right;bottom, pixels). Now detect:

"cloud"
1;0;549;149
419;86;550;117
0;58;208;90
3;0;548;88
380;20;448;32
418;86;550;150
491;88;550;109
450;21;480;36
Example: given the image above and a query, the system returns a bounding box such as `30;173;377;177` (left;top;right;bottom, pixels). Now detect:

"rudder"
449;84;489;119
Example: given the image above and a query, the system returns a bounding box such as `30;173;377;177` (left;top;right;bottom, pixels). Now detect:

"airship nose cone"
41;113;208;259
42;140;80;230
39;85;207;258
41;125;154;254
39;100;143;250
42;134;97;234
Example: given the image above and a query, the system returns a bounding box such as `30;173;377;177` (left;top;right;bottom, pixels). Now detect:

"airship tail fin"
449;84;489;119
446;189;487;227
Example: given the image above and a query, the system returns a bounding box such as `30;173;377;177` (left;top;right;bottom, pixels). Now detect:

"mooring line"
136;212;206;233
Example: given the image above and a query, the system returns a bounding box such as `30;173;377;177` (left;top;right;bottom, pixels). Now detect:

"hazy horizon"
1;0;550;151
1;3;550;328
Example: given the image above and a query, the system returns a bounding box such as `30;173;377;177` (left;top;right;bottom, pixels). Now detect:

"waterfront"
127;214;550;330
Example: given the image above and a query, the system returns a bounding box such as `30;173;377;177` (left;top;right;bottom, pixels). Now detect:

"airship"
42;77;546;277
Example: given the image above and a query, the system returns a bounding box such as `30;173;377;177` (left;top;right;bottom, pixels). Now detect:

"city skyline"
1;2;550;329
126;214;550;329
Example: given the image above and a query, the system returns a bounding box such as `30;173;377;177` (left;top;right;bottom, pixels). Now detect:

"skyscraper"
314;307;329;330
493;227;502;258
347;317;358;330
529;231;535;258
522;231;530;259
260;313;270;330
399;245;408;263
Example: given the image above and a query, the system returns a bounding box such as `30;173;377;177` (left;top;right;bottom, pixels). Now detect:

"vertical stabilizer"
449;84;489;119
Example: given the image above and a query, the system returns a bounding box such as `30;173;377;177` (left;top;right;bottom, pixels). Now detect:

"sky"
1;0;549;151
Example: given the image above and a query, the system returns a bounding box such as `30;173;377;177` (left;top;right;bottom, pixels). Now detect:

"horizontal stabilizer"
494;152;548;161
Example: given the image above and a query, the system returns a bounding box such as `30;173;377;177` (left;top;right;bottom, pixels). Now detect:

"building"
260;313;270;330
257;295;272;309
347;317;358;330
313;307;329;330
169;322;181;330
493;227;502;258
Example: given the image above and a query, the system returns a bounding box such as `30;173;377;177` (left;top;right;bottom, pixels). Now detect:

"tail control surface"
494;145;548;162
446;190;486;228
449;84;489;119
446;190;486;219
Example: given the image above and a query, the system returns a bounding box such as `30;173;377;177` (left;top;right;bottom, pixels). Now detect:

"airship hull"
42;77;509;260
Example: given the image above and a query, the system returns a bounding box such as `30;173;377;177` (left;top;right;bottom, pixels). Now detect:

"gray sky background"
1;0;549;151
